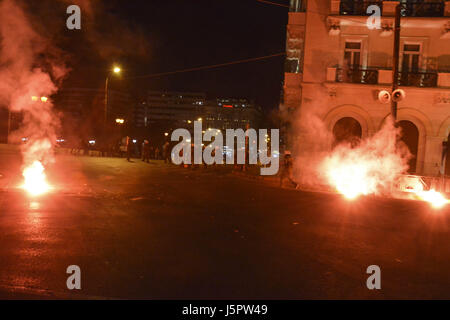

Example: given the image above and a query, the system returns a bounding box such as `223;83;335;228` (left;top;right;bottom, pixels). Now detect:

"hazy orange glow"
326;162;373;200
21;161;51;196
326;160;448;208
418;189;448;209
322;120;409;201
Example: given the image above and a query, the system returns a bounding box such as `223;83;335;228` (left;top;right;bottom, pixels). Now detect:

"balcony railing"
402;1;445;17
336;67;379;84
398;71;438;87
338;0;445;17
329;66;447;87
339;0;383;16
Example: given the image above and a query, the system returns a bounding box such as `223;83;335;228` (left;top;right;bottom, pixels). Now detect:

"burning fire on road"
321;119;449;209
0;0;68;197
417;189;448;209
20;160;52;197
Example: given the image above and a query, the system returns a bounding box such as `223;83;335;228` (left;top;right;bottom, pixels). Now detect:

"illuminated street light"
197;117;202;121
105;65;122;126
165;132;169;137
31;96;48;102
115;118;125;124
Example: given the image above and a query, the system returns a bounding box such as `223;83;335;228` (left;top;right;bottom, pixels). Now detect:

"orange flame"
322;120;407;200
325;162;373;200
321;120;448;208
21;161;51;196
418;189;448;209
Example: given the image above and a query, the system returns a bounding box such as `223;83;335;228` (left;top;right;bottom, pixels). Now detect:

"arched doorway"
398;120;419;174
332;117;362;148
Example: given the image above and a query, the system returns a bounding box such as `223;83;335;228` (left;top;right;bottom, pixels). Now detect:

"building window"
285;58;299;73
344;41;361;69
289;0;306;12
401;43;421;73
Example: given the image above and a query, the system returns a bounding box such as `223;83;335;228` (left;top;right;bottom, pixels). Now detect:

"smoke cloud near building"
286;91;411;197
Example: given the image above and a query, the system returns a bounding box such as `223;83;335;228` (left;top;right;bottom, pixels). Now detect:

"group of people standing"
124;136;298;189
124;136;171;164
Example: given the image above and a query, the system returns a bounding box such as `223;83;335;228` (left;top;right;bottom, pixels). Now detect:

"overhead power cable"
122;52;286;80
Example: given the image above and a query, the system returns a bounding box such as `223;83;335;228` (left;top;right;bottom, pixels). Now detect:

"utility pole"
391;4;401;122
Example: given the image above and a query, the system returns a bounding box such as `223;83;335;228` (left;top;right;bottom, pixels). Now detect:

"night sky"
35;0;289;114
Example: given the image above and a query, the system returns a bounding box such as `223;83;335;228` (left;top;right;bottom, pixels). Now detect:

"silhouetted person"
280;151;298;188
163;141;171;164
126;136;133;162
142;140;150;163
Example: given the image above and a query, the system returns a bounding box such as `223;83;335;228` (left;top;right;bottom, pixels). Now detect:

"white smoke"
0;0;68;168
319;118;411;196
285;95;411;195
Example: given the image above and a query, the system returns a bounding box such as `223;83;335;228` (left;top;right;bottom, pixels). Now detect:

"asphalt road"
0;148;449;299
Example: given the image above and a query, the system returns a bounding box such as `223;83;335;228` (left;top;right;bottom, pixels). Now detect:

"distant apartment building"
284;0;450;176
203;98;264;131
134;91;206;129
134;91;264;134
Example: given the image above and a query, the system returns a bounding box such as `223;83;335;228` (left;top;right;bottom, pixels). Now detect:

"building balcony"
328;66;450;88
402;1;445;17
398;71;438;87
331;0;450;17
335;67;379;84
339;0;383;16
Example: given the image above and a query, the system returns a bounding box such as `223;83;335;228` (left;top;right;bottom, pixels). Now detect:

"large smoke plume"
0;0;68;169
286;95;411;196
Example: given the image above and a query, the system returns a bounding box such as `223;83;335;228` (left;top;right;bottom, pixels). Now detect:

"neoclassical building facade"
284;0;450;176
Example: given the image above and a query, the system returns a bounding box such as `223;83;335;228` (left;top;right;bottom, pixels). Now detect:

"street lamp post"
104;66;121;126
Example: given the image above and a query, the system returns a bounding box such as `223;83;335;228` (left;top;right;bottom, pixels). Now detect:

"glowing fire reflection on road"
21;160;52;196
418;189;448;209
327;165;449;209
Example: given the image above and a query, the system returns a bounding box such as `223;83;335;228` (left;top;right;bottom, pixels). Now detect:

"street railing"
420;175;450;195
